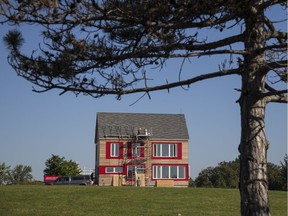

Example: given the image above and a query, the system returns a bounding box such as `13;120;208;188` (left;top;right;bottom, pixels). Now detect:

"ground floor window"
105;167;123;173
153;165;186;179
127;165;145;179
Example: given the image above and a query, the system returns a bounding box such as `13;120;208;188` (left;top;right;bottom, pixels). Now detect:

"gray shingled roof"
95;112;189;140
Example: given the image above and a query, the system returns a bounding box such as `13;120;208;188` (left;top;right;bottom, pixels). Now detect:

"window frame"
126;165;145;179
110;143;119;157
152;164;188;180
99;166;124;174
152;142;182;159
106;142;123;159
127;142;145;158
105;167;123;174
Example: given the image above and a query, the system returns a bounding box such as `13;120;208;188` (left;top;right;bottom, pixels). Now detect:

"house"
94;112;189;187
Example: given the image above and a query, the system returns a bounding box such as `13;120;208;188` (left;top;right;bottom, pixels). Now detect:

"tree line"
189;155;287;191
0;163;33;185
0;154;81;185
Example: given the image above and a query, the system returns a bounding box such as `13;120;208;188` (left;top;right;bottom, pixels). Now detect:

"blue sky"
0;6;287;181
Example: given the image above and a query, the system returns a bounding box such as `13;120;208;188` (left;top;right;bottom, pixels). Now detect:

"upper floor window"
132;143;141;157
153;143;180;158
127;142;144;158
111;143;119;157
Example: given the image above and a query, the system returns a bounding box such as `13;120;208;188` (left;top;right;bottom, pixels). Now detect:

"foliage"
8;164;33;184
195;159;239;189
267;162;282;190
0;163;33;184
280;154;287;190
44;154;81;176
0;162;11;185
0;186;286;216
3;29;24;50
0;1;286;100
188;177;195;187
195;157;287;191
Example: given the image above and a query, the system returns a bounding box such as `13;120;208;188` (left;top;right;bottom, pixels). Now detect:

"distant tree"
44;154;65;176
61;160;82;176
195;157;287;190
9;164;33;184
267;162;282;190
280;154;287;190
1;1;287;215
0;162;11;185
195;159;239;188
213;160;239;188
44;154;81;176
188;177;195;187
195;167;214;188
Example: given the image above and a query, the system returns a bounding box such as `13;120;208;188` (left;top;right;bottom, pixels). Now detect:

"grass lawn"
0;186;286;216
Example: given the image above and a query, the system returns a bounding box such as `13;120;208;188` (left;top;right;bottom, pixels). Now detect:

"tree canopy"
0;162;11;184
9;164;33;184
0;163;33;184
44;154;81;176
194;157;287;191
195;158;240;188
0;0;286;100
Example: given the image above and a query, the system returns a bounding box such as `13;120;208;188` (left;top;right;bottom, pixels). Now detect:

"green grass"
0;186;286;216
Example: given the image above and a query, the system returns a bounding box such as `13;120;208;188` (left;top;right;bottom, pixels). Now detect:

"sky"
0;5;287;181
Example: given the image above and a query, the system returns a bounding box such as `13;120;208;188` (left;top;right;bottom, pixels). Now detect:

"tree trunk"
239;97;270;216
239;1;270;215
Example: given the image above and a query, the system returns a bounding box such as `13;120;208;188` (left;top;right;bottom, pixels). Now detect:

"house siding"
96;139;189;187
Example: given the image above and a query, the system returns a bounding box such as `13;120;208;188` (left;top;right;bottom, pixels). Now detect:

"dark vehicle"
49;175;93;185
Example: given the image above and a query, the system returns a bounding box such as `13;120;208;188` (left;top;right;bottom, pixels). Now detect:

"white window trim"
153;165;186;179
105;167;123;173
153;143;178;157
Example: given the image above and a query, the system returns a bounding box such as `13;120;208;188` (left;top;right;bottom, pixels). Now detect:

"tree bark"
239;1;270;215
239;97;270;216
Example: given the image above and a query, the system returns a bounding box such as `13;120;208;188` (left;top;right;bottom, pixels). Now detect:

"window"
153;165;186;179
127;142;144;158
106;142;123;159
127;165;145;179
132;143;142;157
111;143;119;157
105;167;123;173
153;143;179;157
71;176;84;181
55;176;69;182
